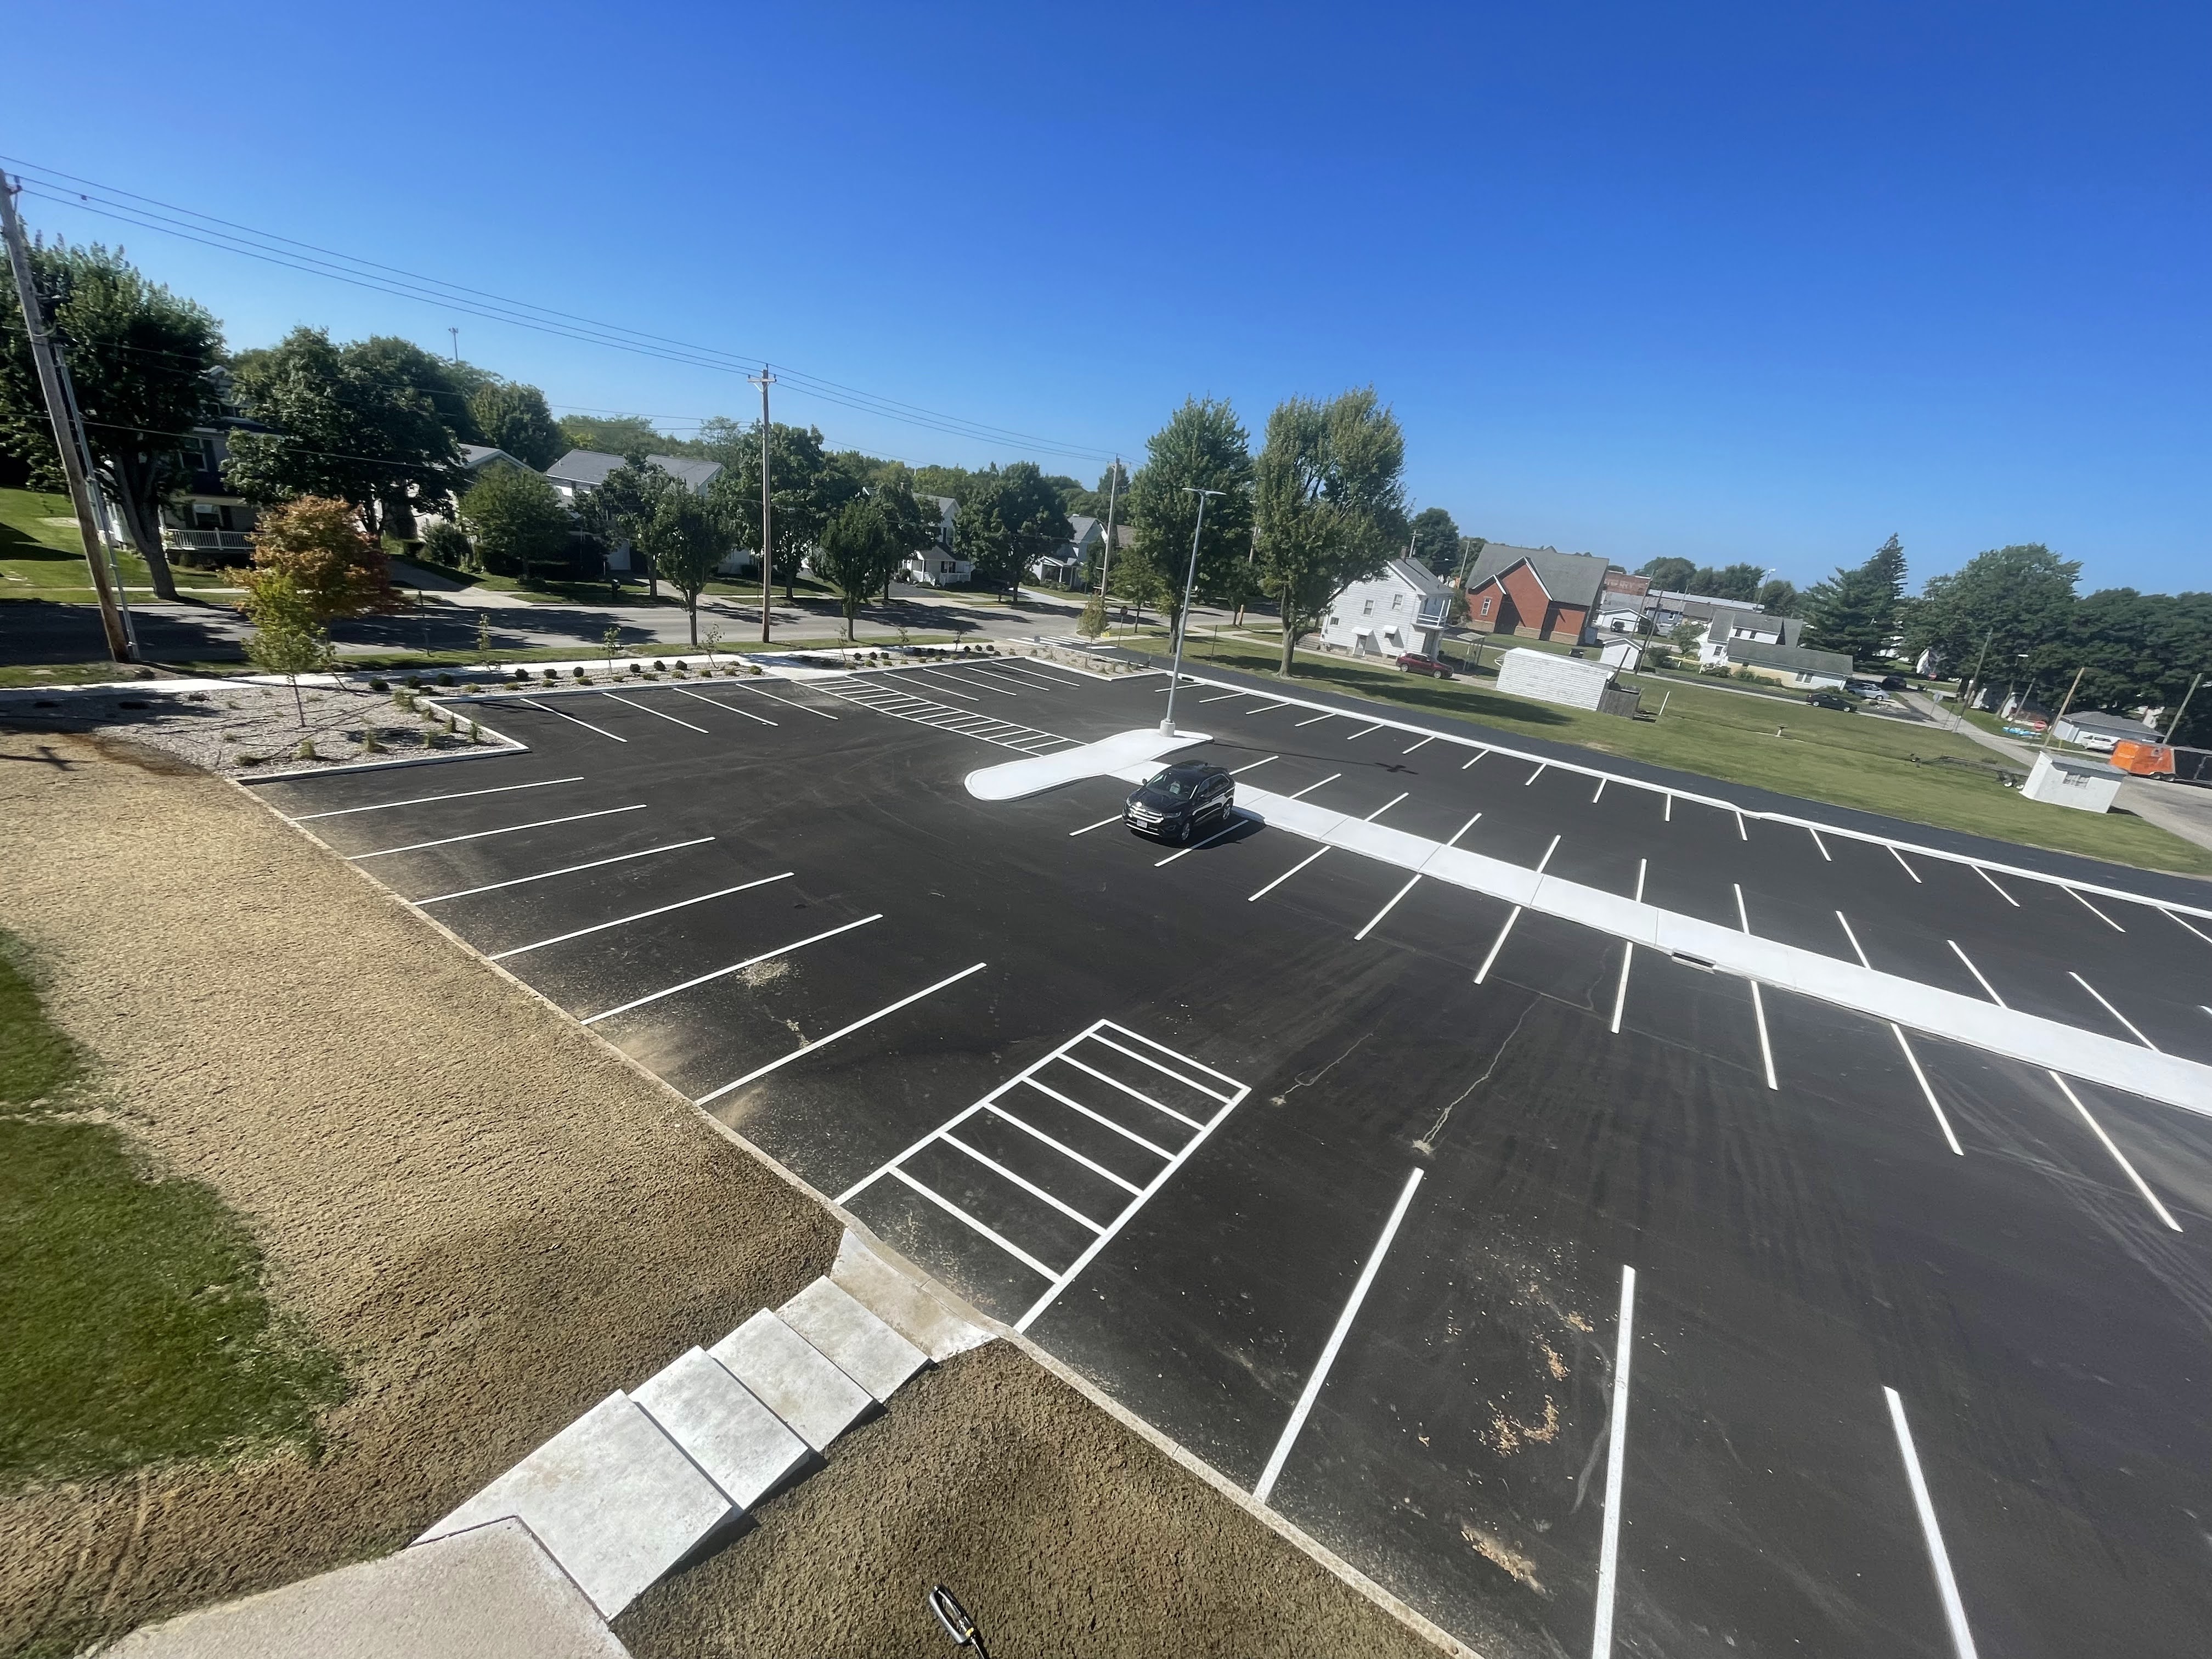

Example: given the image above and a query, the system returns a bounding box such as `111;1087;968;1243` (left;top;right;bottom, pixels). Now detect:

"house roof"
1705;606;1804;648
1725;639;1853;676
459;444;526;471
1384;557;1449;598
2058;710;2159;736
1466;543;1610;610
545;449;723;493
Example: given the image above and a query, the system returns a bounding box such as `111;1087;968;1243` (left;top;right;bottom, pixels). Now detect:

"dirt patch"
0;730;837;1657
615;1342;1447;1659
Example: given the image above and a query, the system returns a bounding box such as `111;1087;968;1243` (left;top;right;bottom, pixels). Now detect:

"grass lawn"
0;936;345;1488
1149;631;2212;877
0;486;236;601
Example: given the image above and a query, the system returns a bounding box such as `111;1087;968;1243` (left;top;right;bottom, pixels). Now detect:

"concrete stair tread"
631;1346;811;1512
830;1231;994;1364
709;1310;873;1453
778;1277;928;1403
415;1392;731;1618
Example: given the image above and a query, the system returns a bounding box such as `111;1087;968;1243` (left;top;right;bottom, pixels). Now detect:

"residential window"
1390;592;1402;610
1479;596;1493;617
1362;598;1374;615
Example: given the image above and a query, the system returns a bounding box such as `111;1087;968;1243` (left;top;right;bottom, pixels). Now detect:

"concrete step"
631;1346;811;1512
108;1518;630;1658
415;1392;732;1619
830;1230;994;1363
709;1310;874;1453
778;1277;928;1403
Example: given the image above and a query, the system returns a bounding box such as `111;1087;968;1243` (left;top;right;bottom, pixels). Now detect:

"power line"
7;158;1124;464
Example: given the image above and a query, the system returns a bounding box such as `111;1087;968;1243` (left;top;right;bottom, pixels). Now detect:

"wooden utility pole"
0;176;131;662
2041;665;2086;749
1096;456;1121;606
749;367;775;642
2161;672;2202;746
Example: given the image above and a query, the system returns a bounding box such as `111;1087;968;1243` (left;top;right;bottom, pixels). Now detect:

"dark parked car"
1396;653;1454;679
1124;762;1235;844
1806;690;1857;711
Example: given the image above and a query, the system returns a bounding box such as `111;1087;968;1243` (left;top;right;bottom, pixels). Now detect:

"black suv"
1124;762;1235;844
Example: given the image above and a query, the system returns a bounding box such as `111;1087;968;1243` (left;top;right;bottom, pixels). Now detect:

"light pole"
1161;486;1224;737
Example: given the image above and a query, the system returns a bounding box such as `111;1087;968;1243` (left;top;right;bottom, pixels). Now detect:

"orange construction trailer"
2111;740;2175;777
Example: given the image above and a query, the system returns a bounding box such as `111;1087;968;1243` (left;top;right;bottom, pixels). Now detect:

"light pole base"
1159;718;1177;736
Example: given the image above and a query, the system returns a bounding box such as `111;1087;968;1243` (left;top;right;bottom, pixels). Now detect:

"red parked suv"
1395;653;1454;679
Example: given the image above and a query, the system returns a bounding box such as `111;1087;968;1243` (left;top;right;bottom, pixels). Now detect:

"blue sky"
10;1;2206;592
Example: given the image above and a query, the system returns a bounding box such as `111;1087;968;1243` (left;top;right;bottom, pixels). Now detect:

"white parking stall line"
1948;940;2007;1007
1059;1053;1210;1127
1809;827;1832;861
1610;943;1633;1035
1254;1167;1424;1506
1082;1034;1233;1105
913;668;997;697
409;837;713;906
1972;865;2017;906
520;697;627;742
894;671;977;700
2067;887;2126;932
1286;772;1342;800
1250;847;1328;901
1733;808;1748;842
1364;792;1409;821
487;872;794;961
1355;875;1422;941
1402;734;1435;754
1475;909;1521;984
601;690;708;733
1750;983;1779;1090
888;1167;1062;1280
1889;845;1923;883
1020;1076;1176;1158
1536;834;1560;873
694;961;989;1104
818;678;1074;752
836;1021;1251;1330
349;804;647;860
1294;710;1336;727
2163;909;2212;946
2050;1074;2182;1231
2069;973;2160;1051
1154;815;1250;866
981;1103;1144;1193
581;913;882;1025
1244;701;1290;716
1837;911;1872;968
1883;1387;1981;1659
1589;1264;1638;1659
286;776;585;821
940;1133;1108;1231
1591;777;1607;803
1461;749;1487;770
1734;882;1752;934
942;667;1019;693
1892;1025;1965;1155
1199;689;1248;704
1345;723;1384;741
667;685;776;725
1070;814;1124;837
974;662;1066;689
1634;858;1647;904
1664;792;1673;822
733;680;838;717
1231;756;1279;775
1525;763;1547;786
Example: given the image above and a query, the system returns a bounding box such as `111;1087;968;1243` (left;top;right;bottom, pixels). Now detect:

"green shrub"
419;520;473;571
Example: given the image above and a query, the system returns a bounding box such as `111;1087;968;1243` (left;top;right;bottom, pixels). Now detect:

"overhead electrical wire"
5;157;1123;466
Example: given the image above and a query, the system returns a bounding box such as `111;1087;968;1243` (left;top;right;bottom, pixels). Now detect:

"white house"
542;449;731;574
2053;710;2159;753
1028;514;1109;588
1319;559;1451;658
901;496;969;586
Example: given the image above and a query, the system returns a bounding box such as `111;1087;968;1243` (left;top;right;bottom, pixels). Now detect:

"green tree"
556;413;669;455
868;465;936;602
1904;544;2079;699
2024;588;2212;743
419;518;472;571
0;241;223;600
224;329;470;537
1408;506;1461;575
957;461;1073;600
579;458;681;594
1684;562;1764;602
1062;460;1132;522
457;465;573;578
468;381;563;469
814;499;907;640
639;487;727;645
1756;577;1800;614
1125;398;1253;635
235;496;396;622
702;420;853;600
1800;535;1906;663
1253;388;1407;678
1638;556;1696;591
240;572;334;727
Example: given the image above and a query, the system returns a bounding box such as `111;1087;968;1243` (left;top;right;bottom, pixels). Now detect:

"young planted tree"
239;572;335;727
1252;388;1408;677
641;487;727;646
1125;397;1253;634
457;465;574;578
813;499;906;641
0;241;224;600
224;329;470;535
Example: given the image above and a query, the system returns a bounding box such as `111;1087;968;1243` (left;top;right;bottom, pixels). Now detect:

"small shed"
1496;648;1641;717
2023;751;2124;814
1599;637;1645;672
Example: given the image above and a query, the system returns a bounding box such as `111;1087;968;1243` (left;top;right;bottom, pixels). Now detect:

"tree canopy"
456;465;573;578
236;495;396;622
468;381;563;469
1408;506;1461;575
0;240;224;599
702;419;855;599
1125;398;1252;633
224;329;470;537
639;487;727;644
1903;543;2081;695
954;461;1072;597
1799;535;1906;663
1254;387;1408;677
814;499;908;639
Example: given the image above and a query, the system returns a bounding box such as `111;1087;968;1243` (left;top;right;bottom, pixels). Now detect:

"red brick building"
1463;544;1615;643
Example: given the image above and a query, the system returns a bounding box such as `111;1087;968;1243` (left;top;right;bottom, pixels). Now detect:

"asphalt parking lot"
249;652;2212;1659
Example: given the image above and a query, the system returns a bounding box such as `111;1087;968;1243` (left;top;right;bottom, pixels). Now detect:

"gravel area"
0;729;1458;1659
